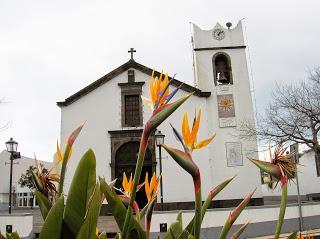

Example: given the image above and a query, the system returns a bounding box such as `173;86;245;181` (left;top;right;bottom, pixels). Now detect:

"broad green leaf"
165;219;183;239
35;190;52;220
63;149;97;238
177;230;190;239
99;178;146;239
76;183;101;239
9;232;20;239
39;196;64;239
176;211;183;226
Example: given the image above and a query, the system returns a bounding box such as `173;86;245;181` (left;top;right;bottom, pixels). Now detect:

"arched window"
213;53;233;85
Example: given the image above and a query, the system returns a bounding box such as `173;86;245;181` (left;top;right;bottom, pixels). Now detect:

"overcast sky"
0;0;319;162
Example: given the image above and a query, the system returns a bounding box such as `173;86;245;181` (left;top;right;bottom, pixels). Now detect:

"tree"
241;68;320;175
18;165;49;192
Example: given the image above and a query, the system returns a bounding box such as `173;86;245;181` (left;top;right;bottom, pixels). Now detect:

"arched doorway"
115;141;153;208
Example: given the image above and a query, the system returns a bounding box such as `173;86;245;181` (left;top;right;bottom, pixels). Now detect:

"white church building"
57;21;264;211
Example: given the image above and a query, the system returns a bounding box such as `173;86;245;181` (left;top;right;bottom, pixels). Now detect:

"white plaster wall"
0;194;8;203
60;72;131;191
150;202;320;232
262;151;320;197
0;213;33;237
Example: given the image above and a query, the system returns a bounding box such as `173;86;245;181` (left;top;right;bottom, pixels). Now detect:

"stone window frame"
212;52;233;85
118;82;145;128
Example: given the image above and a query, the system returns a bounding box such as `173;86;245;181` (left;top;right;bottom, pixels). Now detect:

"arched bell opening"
213;52;233;85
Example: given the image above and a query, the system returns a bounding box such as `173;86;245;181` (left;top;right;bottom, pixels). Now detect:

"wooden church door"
114;141;153;208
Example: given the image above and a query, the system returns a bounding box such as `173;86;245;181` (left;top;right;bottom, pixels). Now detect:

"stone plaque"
217;94;236;127
226;142;243;167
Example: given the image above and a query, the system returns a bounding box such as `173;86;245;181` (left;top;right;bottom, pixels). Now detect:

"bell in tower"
215;54;231;85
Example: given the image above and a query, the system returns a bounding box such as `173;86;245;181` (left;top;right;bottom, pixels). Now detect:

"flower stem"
122;131;149;238
193;173;202;239
275;177;288;239
58;144;71;196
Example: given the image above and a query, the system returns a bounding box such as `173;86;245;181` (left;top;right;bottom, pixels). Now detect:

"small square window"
124;95;140;126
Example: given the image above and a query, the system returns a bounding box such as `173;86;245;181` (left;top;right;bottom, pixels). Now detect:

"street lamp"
155;130;165;211
5;137;20;214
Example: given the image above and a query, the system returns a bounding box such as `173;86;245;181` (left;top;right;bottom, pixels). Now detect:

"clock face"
213;28;225;40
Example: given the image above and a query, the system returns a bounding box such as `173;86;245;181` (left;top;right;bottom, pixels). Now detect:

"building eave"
57;59;211;107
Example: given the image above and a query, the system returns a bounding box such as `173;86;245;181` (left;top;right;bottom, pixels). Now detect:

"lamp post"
5;137;20;214
155;130;165;211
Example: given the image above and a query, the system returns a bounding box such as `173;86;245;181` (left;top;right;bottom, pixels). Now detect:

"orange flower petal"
145;172;151;201
122;172;130;193
141;96;153;110
190;109;201;148
182;112;191;147
194;134;216;150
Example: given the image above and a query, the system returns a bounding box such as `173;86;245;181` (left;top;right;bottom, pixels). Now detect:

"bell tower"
192;21;247;91
192;21;263;202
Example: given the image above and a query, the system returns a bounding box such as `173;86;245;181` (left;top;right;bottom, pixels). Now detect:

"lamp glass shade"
5;138;18;153
155;130;165;146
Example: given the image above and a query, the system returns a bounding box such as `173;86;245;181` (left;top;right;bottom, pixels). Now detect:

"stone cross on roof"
128;48;136;60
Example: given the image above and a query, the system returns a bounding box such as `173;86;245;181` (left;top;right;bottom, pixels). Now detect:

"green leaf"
145;200;156;238
275;180;288;239
7;232;20;239
176;211;183;226
164;213;183;239
39;196;64;239
99;178;146;239
220;189;256;239
76;183;101;239
32;171;44;192
185;176;235;234
177;230;190;239
248;158;282;179
35;190;52;220
161;145;198;178
147;93;192;133
63;149;97;238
